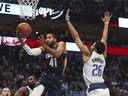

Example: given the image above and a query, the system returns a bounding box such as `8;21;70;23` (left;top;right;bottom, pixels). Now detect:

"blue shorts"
36;73;62;96
88;83;108;92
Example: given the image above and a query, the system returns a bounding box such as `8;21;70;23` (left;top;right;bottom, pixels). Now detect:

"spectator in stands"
0;87;11;96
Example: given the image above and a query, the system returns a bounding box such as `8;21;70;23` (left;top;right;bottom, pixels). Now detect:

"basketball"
16;22;32;38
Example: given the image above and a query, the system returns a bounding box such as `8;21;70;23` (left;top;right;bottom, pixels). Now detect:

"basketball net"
18;0;39;20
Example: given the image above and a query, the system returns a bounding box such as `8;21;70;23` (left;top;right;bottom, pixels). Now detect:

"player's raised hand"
38;34;46;47
65;9;70;21
101;11;112;23
16;30;26;46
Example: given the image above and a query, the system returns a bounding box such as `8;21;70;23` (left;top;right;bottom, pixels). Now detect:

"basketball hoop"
18;0;39;20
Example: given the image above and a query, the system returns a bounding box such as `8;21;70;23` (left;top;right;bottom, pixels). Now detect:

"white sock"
31;84;45;96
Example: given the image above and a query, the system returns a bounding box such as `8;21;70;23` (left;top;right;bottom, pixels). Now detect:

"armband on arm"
23;44;42;56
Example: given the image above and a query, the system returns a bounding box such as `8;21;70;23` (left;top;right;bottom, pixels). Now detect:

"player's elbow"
74;34;80;41
27;52;39;56
23;45;42;56
27;49;42;56
54;54;60;58
53;52;62;58
28;52;41;56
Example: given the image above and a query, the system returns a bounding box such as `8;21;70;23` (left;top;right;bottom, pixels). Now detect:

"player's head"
1;87;11;96
27;75;37;89
45;32;57;47
90;41;106;54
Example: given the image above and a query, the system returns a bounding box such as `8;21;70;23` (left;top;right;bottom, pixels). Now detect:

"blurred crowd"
0;46;128;96
105;56;128;96
0;0;128;17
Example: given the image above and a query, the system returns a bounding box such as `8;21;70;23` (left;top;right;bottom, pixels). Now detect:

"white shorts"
87;88;110;96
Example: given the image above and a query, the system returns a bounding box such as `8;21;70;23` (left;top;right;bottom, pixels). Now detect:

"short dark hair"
95;41;106;54
28;68;41;79
45;32;58;40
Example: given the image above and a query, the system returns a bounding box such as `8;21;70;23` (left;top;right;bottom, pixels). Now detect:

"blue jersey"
43;52;67;76
36;52;67;96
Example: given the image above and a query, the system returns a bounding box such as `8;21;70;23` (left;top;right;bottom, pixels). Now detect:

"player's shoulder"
14;86;28;96
57;41;65;47
58;41;65;44
18;86;28;92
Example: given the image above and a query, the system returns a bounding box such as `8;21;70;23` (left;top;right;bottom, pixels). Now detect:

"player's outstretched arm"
65;9;90;56
16;31;42;56
23;44;42;56
101;11;112;57
38;35;66;58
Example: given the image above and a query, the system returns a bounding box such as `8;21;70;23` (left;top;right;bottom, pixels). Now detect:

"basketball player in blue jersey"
17;32;67;96
66;9;112;96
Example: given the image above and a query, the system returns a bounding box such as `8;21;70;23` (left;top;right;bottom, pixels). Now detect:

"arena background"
0;0;128;96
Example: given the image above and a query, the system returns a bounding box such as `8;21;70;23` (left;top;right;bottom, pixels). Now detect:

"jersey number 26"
92;64;102;76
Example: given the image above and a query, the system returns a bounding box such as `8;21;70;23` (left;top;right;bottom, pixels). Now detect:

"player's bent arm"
66;20;90;56
44;41;65;58
14;87;28;96
23;44;42;56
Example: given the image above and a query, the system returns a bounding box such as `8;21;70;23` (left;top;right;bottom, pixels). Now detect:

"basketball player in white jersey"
14;75;37;96
65;9;112;96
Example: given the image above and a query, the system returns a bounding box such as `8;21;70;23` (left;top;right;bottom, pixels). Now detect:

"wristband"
104;22;109;24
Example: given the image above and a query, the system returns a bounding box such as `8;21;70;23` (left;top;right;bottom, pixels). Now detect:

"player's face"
27;76;37;85
1;88;11;96
45;34;56;46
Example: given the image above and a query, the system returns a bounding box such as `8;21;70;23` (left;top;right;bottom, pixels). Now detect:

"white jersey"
26;86;33;96
83;51;106;86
